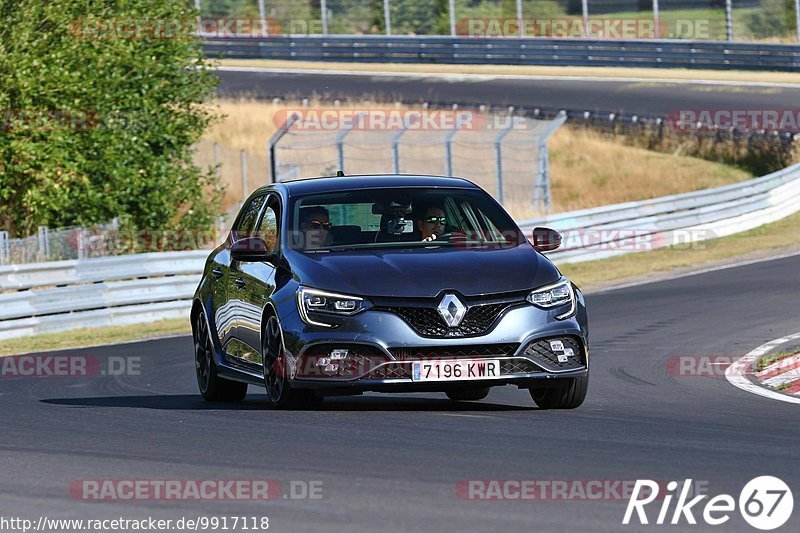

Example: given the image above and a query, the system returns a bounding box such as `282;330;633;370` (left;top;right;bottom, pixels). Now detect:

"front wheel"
262;315;322;410
529;374;588;409
194;310;247;402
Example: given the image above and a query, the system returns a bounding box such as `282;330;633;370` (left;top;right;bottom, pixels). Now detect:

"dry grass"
198;99;752;217
548;127;752;213
0;318;190;356
218;59;800;85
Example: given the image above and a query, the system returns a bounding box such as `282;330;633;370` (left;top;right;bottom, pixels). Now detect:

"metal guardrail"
0;251;207;341
518;162;800;263
203;36;800;71
3;162;800;340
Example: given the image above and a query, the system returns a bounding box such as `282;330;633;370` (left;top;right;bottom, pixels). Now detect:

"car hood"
286;245;561;298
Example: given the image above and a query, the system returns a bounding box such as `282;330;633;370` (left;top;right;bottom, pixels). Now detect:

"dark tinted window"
234;195;267;240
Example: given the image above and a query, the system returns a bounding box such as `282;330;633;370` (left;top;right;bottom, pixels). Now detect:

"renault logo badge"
438;293;467;328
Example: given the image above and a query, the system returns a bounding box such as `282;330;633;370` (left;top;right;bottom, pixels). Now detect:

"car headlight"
526;278;576;320
296;286;372;327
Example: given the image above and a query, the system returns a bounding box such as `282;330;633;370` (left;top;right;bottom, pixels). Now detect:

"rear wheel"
262;315;322;410
446;387;490;402
194;310;247;402
529;375;588;409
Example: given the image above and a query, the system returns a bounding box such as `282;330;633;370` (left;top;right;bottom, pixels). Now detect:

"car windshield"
288;187;525;252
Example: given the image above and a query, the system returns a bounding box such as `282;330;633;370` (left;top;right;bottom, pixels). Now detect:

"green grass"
0;318;190;356
560;209;800;290
755;347;800;373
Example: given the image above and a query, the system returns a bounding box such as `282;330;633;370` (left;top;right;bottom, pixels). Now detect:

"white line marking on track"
726;332;800;405
214;66;800;89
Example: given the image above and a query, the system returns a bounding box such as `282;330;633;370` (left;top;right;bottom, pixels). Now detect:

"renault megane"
191;174;589;409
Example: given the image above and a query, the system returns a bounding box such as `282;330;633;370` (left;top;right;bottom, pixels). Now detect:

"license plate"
411;359;501;382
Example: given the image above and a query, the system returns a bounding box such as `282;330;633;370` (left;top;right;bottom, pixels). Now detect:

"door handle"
234;278;246;288
211;268;223;279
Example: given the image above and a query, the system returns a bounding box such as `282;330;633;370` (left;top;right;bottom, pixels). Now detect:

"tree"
0;0;220;239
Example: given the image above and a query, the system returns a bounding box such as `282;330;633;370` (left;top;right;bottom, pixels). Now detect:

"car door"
226;193;268;363
231;194;280;367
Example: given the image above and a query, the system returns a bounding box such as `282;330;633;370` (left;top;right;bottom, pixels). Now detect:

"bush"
0;0;221;239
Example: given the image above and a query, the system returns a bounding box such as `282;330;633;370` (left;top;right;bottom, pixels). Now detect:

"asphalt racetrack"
215;67;800;117
2;253;799;531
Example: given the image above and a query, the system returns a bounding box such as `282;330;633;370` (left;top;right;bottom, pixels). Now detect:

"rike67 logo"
623;476;793;530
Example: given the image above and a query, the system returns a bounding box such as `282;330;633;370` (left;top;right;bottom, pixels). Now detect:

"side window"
257;204;279;253
234;195;266;240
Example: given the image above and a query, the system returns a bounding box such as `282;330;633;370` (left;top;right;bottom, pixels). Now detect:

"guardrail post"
0;231;8;266
37;226;50;261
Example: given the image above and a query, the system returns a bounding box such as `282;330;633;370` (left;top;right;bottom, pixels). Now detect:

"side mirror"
230;237;275;262
532;227;562;252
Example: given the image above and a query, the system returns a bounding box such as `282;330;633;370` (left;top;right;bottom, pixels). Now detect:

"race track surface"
216;69;800;116
1;254;798;531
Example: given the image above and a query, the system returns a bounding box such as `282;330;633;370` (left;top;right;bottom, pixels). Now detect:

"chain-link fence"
197;0;800;42
267;109;565;220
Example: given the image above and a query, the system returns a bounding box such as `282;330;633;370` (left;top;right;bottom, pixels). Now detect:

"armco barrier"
0;251;207;341
202;36;800;71
2;162;800;340
518;162;800;263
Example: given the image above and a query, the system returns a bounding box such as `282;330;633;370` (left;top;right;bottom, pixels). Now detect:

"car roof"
263;174;480;197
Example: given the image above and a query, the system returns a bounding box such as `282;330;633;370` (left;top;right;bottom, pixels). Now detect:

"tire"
446;387;490;402
262;315;322;410
194;310;248;402
529;374;588;409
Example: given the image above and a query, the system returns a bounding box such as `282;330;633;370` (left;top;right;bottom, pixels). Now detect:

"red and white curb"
726;332;800;405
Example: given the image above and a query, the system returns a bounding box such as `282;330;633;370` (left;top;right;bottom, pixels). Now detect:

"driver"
299;206;331;249
416;205;447;242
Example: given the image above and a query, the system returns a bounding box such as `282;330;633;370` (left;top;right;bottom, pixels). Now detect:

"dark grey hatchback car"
192;175;589;409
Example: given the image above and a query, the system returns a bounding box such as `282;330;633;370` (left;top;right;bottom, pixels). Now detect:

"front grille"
522;336;585;372
378;302;520;337
500;359;542;375
390;343;519;360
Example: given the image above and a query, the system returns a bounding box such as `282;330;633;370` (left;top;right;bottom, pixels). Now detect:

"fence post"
77;227;86;260
267;112;300;183
653;0;660;38
391;127;406;173
449;0;456;36
796;0;800;43
37;226;50;261
444;125;461;176
240;149;248;200
581;0;589;37
384;0;391;35
321;0;328;35
494;118;516;206
335;112;365;174
725;0;733;41
516;0;523;37
0;231;8;265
